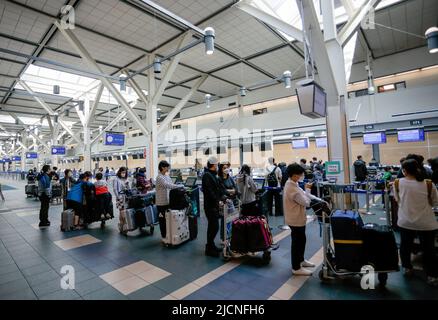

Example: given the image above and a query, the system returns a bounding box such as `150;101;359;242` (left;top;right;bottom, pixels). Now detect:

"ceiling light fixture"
425;27;438;53
119;74;127;91
204;27;215;55
282;71;292;89
153;58;162;74
205;94;212;108
54;113;58;123
239;87;247;97
53;85;60;94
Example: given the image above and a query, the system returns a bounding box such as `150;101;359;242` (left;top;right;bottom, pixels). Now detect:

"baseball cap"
207;156;218;165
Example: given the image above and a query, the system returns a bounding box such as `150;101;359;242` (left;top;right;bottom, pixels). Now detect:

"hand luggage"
169;188;189;210
164;209;189;246
230;218;248;253
246;216;272;252
331;210;364;271
60;209;75;232
135;208;147;228
25;184;36;196
188;215;198;240
389;196;399;230
144;205;159;225
119;208;137;233
52;185;62;198
361;223;399;271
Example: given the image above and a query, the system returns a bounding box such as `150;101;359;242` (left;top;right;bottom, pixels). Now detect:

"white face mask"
223;168;230;175
298;175;305;182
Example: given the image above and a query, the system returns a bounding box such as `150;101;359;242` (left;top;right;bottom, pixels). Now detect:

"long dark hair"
117;167;127;179
402;159;424;182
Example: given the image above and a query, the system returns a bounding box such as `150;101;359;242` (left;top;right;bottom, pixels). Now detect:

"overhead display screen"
363;132;387;145
397;128;425;143
315;137;327;148
292;138;309;149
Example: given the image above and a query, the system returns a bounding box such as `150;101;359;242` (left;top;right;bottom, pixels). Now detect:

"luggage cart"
221;199;275;263
318;189;397;287
119;191;156;236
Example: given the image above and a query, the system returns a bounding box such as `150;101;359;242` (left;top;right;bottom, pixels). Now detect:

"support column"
147;55;158;179
237;95;244;168
20;133;27;171
83;98;92;171
372;144;380;164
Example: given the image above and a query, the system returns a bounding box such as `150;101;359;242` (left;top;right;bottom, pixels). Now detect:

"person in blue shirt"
66;172;93;229
37;165;52;227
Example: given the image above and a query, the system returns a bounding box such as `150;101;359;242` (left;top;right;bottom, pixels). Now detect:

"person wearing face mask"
202;157;227;257
155;160;183;241
218;162;238;201
283;163;327;276
66;173;93;230
236;164;259;215
60;169;76;210
113;167;130;214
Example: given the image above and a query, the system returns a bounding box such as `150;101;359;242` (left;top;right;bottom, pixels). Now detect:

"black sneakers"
205;245;220;257
38;221;50;227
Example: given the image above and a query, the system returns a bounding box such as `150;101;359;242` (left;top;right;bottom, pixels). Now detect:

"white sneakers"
301;260;316;268
292;267;313;276
292;260;316;276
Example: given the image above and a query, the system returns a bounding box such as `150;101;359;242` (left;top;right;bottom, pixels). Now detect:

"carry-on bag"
60;209;75;232
169;188;189;210
144;205;159;225
164;209;189;246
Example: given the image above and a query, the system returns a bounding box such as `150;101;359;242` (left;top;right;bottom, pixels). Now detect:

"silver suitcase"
61;209;75;232
164;209;189;246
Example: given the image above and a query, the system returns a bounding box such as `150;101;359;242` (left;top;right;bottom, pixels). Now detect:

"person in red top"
94;172;113;220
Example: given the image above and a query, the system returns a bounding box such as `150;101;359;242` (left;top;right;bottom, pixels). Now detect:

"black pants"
290;226;306;270
206;211;220;248
157;205;169;238
39;194;50;223
399;227;438;277
266;189;282;216
66;200;84;219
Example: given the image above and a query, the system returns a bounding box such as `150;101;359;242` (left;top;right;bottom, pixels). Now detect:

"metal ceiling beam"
18;80;83;145
157;75;207;135
85;84;104;128
54;21;150;137
338;0;382;45
90;111;127;146
0;0;81;105
28;131;51;153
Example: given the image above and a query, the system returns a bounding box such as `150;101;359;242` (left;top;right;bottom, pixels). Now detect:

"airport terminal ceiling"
0;0;435;145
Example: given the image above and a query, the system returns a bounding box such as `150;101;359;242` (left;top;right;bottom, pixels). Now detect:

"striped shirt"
155;172;180;206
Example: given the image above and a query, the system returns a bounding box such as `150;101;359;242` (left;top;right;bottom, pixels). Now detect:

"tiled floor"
0;178;437;300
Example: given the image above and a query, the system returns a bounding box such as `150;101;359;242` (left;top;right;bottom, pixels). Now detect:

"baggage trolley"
318;189;397;287
221;199;275;263
120;192;155;236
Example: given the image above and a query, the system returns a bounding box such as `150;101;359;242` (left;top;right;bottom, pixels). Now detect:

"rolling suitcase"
361;223;399;271
25;184;36;197
144;205;159;225
188;215;198;240
164;209;189;246
122;208;137;232
134;208;147;228
246;216;273;252
60;209;75;232
230;218;249;253
331;210;364;271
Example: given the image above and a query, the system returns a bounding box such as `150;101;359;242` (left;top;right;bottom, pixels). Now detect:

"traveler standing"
265;157;282;216
136;167;152;193
353;155;368;183
113;167;130;214
235;165;259;215
202;157;226;257
66;173;93;229
60;169;76;210
218;162;238;200
283;163;326;276
155;161;182;241
37;165;52;227
394;159;438;286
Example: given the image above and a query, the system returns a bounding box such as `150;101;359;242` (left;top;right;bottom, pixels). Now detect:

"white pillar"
83;98;92;171
20;133;26;171
147;55;158;179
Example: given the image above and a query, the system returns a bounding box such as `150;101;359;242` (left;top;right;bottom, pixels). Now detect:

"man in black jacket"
353;155;368;183
202;156;226;257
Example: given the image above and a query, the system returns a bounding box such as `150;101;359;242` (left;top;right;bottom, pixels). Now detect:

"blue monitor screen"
51;146;66;155
363;132;387;145
105;132;125;146
292;139;309;149
315;137;327;148
26;152;38;159
397;129;425;143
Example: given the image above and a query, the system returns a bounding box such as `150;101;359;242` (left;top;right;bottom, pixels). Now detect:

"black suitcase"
169;188;189;210
331;210;365;271
188;215;198;240
361;223;399;271
135;208;146;228
25;184;35;196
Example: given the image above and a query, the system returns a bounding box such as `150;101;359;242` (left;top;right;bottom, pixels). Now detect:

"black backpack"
169;188;189;210
266;166;278;187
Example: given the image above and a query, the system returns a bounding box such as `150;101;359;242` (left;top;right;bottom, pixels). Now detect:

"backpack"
394;178;433;205
169;188;190;210
267;166;279;188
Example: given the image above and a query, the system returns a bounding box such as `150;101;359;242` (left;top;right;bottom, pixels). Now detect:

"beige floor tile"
111;276;148;295
54;239;80;250
100;268;133;285
137;267;171;284
122;261;155;275
193;273;220;287
74;234;101;244
171;283;200;300
161;294;178;300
